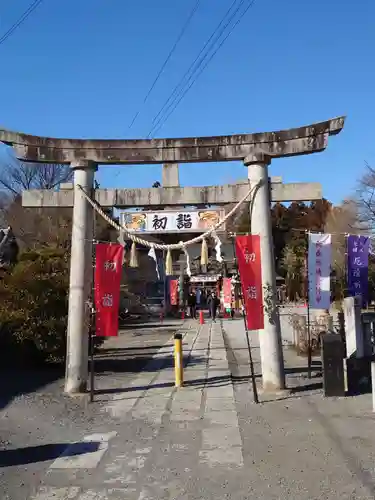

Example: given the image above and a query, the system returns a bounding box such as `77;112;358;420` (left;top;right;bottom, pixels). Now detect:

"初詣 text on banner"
308;233;332;309
235;235;264;330
95;243;124;337
347;235;370;306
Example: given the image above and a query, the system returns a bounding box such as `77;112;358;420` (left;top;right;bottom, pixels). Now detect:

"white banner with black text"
308;233;332;310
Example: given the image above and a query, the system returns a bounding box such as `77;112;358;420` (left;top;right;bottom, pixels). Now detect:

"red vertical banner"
170;279;178;306
223;278;232;309
95;243;124;337
235;235;264;330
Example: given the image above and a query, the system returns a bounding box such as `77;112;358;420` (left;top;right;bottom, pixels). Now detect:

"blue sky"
0;0;374;203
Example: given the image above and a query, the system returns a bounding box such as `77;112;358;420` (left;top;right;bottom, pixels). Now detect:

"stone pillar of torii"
0;116;345;394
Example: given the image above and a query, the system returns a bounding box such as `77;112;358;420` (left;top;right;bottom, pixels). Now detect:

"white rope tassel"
76;182;260;251
148;244;160;279
181;244;191;277
117;228;126;264
213;231;223;263
165;248;173;276
200;238;208;266
129;241;139;268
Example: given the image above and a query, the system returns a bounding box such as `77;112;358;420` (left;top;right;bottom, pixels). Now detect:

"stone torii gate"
0;116;345;394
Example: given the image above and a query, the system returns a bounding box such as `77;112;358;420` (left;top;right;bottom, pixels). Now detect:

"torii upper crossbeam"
0;116;345;164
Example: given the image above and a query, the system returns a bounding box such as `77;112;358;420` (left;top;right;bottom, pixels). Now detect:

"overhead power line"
0;0;44;47
148;0;241;132
148;0;255;137
127;0;202;132
147;0;256;138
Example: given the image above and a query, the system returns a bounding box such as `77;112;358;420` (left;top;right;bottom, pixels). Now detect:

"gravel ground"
4;317;375;499
0;320;178;500
224;319;375;499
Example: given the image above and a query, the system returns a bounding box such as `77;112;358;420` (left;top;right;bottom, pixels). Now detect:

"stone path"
29;321;245;499
27;319;375;499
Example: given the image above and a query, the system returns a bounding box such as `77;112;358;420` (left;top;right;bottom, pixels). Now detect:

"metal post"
163;249;167;319
89;325;95;403
344;234;348;302
371;361;375;412
307;298;312;379
245;154;285;391
174;333;183;387
89;184;97;403
64;161;97;394
242;310;259;404
305;232;312;379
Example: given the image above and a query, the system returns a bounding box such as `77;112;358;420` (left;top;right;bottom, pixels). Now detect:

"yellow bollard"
174;333;183;387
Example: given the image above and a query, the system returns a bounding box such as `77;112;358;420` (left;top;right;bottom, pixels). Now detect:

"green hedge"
0;248;69;366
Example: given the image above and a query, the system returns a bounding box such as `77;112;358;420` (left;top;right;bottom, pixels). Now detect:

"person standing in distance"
188;291;197;319
208;292;220;322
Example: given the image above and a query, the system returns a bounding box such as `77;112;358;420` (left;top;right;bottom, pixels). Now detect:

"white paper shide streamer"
212;231;223;263
117;228;126;264
308;233;332;309
182;245;191;277
148;245;160;279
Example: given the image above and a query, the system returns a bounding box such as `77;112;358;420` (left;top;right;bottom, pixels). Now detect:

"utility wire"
149;0;256;138
150;0;256;138
0;0;44;46
147;0;255;138
148;0;240;134
127;0;202;132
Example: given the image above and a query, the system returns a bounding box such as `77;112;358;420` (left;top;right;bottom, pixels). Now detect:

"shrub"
0;248;70;366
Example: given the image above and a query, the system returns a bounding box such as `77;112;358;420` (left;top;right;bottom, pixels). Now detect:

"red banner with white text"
95;243;124;337
169;279;179;306
223;278;232;309
235;235;264;330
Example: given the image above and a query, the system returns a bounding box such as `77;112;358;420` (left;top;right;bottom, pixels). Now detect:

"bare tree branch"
0;152;74;249
0;158;72;197
355;162;375;231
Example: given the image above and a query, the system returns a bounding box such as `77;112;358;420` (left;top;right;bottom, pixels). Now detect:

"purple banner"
347;235;370;305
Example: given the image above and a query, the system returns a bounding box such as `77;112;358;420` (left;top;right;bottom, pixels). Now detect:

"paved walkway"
30;321;244;499
28;319;375;499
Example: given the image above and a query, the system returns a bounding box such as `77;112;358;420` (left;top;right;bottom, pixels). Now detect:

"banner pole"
89;182;97;403
89;243;96;404
306;231;312;379
163;249;167;319
89;316;95;403
242;309;259;404
344;234;348;302
231;234;259;404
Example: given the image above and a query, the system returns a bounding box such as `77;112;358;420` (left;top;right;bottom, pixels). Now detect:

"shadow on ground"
95;372;256;399
101;344;173;353
285;360;322;376
119;323;181;331
290;381;323;393
98;344;174;359
260;381;324;404
99;345;231;357
93;352;206;375
0;441;100;468
0;367;63;412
